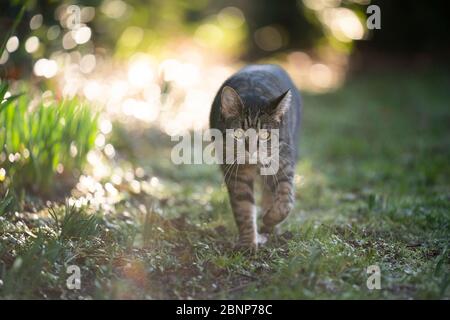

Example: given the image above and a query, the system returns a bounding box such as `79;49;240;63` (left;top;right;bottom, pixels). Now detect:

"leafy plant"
0;87;98;195
0;189;15;216
49;202;100;241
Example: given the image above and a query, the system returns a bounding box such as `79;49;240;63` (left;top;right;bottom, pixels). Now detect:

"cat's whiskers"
269;163;280;190
222;159;237;185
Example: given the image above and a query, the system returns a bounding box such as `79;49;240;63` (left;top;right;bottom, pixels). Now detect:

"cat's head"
220;85;291;130
219;86;291;166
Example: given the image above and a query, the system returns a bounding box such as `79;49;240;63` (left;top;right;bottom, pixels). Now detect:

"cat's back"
225;64;295;97
233;64;291;82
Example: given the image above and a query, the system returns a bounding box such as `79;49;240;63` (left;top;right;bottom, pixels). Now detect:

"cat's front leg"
223;164;258;250
260;159;295;234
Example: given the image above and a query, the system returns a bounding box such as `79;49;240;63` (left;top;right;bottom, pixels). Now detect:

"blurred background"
1;0;449;300
2;0;449;134
1;0;449;202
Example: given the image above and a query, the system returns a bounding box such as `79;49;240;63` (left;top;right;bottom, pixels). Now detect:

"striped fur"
210;64;302;250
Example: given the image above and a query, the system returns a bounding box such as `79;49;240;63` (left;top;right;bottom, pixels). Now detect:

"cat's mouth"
225;146;278;168
242;151;275;166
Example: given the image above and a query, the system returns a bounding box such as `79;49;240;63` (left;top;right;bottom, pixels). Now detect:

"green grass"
0;200;136;298
0;69;449;299
0;82;98;196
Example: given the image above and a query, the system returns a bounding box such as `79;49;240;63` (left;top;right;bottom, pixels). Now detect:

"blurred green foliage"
0;84;98;196
0;0;367;69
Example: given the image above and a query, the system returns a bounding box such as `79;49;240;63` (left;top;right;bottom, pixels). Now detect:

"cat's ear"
221;86;243;118
270;89;292;122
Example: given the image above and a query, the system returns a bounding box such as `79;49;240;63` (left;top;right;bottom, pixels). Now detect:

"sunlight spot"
86;151;110;179
217;7;245;29
47;25;61;40
25;36;40;53
101;0;127;19
130;180;141;193
23;149;30;159
325;8;364;42
124;170;134;182
135;167;145;178
111;173;122;185
122;99;158;122
128;55;154;88
150;176;159;187
95;134;106;148
160;59;180;82
30;14;43;30
72;26;92;44
309;63;333;88
70;143;78;157
254;26;283;51
105;182;118;196
294;174;305;187
0;168;6;182
100;119;113;135
81;7;96;23
80;54;96;73
160;61;200;87
119;26;143;48
194;24;224;46
77;175;96;193
83;80;102;100
288;51;312;70
108;80;128;103
34;59;58;78
42;90;54;107
6;36;19;53
56;164;64;174
303;0;336;11
62;31;77;50
104;144;116;158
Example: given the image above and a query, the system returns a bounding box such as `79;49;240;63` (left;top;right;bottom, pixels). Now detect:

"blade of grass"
0;1;29;56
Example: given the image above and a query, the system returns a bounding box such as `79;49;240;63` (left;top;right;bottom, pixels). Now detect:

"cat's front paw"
234;240;258;253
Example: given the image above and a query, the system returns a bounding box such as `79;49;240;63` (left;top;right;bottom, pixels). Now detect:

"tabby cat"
209;64;301;250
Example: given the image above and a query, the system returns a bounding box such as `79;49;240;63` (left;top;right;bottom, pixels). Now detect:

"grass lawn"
1;69;449;299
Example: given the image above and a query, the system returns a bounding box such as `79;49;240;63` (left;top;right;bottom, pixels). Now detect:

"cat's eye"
258;130;270;140
233;128;245;140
